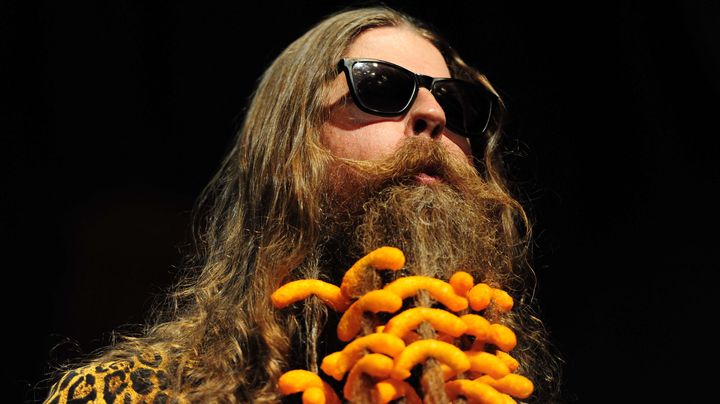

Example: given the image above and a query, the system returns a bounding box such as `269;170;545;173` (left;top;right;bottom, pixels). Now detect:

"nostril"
413;119;427;134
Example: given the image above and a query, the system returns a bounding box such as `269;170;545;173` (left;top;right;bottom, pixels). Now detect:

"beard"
319;137;517;286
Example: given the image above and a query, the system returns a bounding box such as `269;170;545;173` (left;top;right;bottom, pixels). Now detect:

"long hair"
49;5;562;402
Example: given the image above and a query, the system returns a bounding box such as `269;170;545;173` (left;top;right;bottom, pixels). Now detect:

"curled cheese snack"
301;386;325;404
445;379;509;404
321;333;406;381
490;323;518;352
278;369;323;395
460;313;491;341
449;271;474;296
341;246;405;299
383;307;467;339
342;354;394;400
337;290;403;341
383;276;468;312
468;283;515;313
465;350;510;379
271;279;351;311
492;288;514;312
495;351;520;372
475;374;534;400
467;283;493;311
373;379;422;404
391;339;470;380
462;314;517;352
278;370;341;404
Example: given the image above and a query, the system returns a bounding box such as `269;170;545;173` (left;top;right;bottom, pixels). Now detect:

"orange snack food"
373;379;422;404
342;353;394;400
460;313;492;340
300;386;325;404
449;271;474;296
383;307;467;340
495;351;520;372
445;379;509;404
383;276;468;312
475;374;534;400
320;333;406;381
467;283;493;311
467;283;515;313
337;290;403;341
391;339;470;380
465;350;511;379
271;279;351;311
341;246;405;299
491;288;514;312
277;370;341;404
490;323;518;352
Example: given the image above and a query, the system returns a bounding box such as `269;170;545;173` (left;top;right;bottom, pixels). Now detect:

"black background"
3;1;718;402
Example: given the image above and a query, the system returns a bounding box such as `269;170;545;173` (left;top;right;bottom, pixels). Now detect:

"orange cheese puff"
343;354;394;400
445;379;508;404
271;279;351;312
383;276;468;312
373;379;422;404
383;307;467;339
341;246;405;299
301;386;325;404
278;371;341;404
467;283;492;311
278;369;323;395
460;314;491;340
439;363;460;381
337;290;403;341
475;374;534;399
495;351;519;372
391;339;470;380
490;324;517;352
450;271;474;296
491;289;514;312
465;351;510;379
321;333;406;380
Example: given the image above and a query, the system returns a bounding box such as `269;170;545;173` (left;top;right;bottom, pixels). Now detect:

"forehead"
344;26;451;78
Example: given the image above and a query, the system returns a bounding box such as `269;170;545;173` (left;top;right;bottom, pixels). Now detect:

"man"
44;5;561;403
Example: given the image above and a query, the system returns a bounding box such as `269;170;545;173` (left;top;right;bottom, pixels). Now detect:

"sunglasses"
337;58;497;138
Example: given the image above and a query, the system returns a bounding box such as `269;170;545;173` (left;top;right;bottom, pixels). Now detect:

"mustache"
348;137;480;191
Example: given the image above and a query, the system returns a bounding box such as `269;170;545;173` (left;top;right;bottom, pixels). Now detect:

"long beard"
321;137;514;285
307;138;521;402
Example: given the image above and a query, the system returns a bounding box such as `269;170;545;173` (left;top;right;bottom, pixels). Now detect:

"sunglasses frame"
337;58;497;137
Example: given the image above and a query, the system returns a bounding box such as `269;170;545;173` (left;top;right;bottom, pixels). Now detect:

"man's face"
321;26;473;180
317;26;509;281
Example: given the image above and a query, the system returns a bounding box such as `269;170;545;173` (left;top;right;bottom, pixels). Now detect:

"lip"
415;172;441;184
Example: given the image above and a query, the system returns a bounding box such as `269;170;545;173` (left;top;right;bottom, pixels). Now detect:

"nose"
407;88;446;139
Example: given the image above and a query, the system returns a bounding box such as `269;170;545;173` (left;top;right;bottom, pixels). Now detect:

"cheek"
322;126;403;161
441;133;473;161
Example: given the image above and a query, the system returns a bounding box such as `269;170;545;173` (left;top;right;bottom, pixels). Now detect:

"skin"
321;26;473;171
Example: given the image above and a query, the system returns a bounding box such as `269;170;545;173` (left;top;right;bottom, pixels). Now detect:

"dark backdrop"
3;1;718;402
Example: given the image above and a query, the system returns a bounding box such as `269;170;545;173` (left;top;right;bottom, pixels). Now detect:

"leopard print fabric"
43;350;189;404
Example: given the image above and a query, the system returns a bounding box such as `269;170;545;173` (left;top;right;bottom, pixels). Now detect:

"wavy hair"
47;5;562;403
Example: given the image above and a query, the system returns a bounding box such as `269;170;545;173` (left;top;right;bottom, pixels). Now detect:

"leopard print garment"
43;350;190;404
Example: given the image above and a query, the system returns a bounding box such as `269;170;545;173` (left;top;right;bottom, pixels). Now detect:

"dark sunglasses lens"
352;61;415;113
433;81;493;135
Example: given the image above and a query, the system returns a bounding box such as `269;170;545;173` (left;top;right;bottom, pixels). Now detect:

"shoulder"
43;350;189;404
